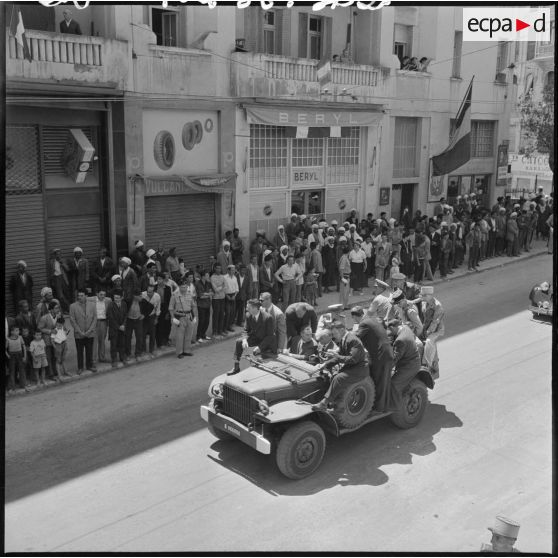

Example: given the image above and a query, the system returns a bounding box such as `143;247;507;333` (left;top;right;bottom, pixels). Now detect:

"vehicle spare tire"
276;421;326;480
207;424;235;442
333;376;375;429
389;379;428;429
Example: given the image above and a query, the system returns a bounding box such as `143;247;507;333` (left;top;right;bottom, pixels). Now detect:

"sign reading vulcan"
463;7;551;41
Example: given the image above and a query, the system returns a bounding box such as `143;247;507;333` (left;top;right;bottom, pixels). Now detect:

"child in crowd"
29;329;48;387
51;316;70;379
389;257;401;287
20;325;34;385
375;246;388;283
303;267;318;306
6;325;27;392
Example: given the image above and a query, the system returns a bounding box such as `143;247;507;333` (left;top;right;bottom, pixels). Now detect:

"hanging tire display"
182;120;203;151
153;130;175;170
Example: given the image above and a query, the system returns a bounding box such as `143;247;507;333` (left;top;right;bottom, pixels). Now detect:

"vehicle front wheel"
276;421;326;480
389;379;428;429
207;424;235;441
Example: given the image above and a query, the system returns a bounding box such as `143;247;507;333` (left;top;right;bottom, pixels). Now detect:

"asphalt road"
5;254;553;553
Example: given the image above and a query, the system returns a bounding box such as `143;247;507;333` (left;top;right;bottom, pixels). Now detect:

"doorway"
391;183;415;222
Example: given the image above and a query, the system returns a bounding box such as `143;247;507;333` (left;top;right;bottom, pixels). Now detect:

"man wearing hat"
368;279;392;321
418;286;444;377
285;213;299;243
231;228;244;266
274;224;288;252
130;240;147;277
108;274;123;299
66;247;90;301
388;289;423;338
120;257;139;308
49;249;71;312
216;240;232;272
506;212;519;257
91;247;115;295
9;260;34;316
481;516;521;552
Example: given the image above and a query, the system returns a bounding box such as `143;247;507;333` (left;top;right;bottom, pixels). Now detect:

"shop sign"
496;144;508;185
145;181;192;196
509;152;552;176
292;167;323;185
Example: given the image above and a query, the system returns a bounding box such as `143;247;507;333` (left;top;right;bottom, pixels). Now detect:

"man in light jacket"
69;289;97;374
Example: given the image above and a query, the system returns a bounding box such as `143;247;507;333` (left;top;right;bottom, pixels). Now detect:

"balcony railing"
7;29;103;65
535;42;554;59
331;62;378;87
264;56;317;81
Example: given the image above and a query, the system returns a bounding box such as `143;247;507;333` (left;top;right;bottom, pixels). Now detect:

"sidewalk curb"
6;248;550;400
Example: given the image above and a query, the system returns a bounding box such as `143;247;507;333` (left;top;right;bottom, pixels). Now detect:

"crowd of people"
399;55;431;72
5;190;552;394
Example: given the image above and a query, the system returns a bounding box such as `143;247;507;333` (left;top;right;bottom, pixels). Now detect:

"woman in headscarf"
34;287;61;323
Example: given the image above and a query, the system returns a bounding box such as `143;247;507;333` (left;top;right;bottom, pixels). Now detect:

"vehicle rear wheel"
333;376;375;429
207;424;234;441
276;421;326;480
390;379;428;429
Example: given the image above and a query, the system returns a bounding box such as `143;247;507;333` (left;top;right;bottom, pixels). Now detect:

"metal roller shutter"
145;194;216;271
46;215;102;265
5;195;48;316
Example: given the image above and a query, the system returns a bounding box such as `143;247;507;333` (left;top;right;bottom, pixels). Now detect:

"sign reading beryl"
292;167;323;185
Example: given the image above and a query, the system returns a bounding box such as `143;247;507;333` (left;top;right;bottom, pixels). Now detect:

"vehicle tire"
207;424;234;442
389;379;428;429
276;421;326;480
333;376;375;429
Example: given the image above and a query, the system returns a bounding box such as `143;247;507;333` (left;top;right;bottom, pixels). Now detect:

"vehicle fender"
415;367;434;390
267;400;315;423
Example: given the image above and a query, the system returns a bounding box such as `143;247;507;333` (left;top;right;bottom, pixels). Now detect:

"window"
291;189;324;216
263;10;276;54
471;121;496;158
326;127;360;184
452;31;462;78
393;23;413;62
152;8;177;47
6;126;42;195
249;125;288;189
308;16;322;60
496;41;508;73
292;138;324;167
393;117;419;178
526;41;536;60
546;71;555;88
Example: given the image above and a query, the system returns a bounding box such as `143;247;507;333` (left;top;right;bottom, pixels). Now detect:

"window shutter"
244;8;258;52
323;16;332;61
298;12;308;58
275;8;284;55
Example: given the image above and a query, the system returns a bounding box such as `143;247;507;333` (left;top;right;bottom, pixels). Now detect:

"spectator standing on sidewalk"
247;255;260;300
34;287;60;326
322;235;338;293
49;249;71;312
120;257;140;307
338;244;352;309
91;289;111;364
495;208;507;256
169;276;198;358
375;246;388;285
210;263;226;338
216;241;233;272
349;239;367;295
195;270;213;342
231;228;244;266
466;221;481;271
235;265;251;327
487;211;497;258
51;317;70;379
29;329;48;387
142;284;160;358
67;247;90;300
130;240;147;278
155;273;173;347
69;289;97;374
125;291;147;361
275;254;301;310
9;260;34;316
107;290;128;368
506;212;519;257
6;324;28;392
91;247;115;295
224;264;240;332
165;248;180;282
259;253;277;302
37;301;60;380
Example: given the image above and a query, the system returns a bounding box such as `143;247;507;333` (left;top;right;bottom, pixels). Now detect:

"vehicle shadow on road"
207;403;463;494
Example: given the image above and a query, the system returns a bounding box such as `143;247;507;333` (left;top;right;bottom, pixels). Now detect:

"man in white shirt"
223;264;240;332
91;289;111;364
142;284;161;357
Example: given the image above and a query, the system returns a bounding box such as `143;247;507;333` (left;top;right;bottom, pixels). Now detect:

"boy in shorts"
29;330;49;387
51;316;70;378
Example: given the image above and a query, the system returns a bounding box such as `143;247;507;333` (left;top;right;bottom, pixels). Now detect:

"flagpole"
454;75;474;119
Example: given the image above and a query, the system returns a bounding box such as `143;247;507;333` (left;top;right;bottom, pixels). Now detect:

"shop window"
394;23;413;62
452;31;462;78
249;124;288;189
326;127;360;184
292;138;324;167
6;126;42;195
152;8;178;47
263;10;276;54
393;117;419;178
291;189;324;217
471;120;496;158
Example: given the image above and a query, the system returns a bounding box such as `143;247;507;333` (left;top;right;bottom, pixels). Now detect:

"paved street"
5;254;553;553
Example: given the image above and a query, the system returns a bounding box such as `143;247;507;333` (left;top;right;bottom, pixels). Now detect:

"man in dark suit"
67;247;90;301
91;247;115;295
386;319;421;411
229;299;277;375
9;260;33;315
120;257;139;307
235;265;251;327
259;253;277;302
285;302;318;341
60;9;82;34
354;308;393;412
107;290;128;367
312;321;370;411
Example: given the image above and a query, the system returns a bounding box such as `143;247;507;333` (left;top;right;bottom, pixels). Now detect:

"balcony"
231;52;389;103
6;29;129;92
535;42;554;59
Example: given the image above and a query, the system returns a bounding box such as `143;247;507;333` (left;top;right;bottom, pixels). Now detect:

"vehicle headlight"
209;382;224;398
257;399;270;416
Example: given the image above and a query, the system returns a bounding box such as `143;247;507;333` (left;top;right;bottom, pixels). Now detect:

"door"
400;183;415;222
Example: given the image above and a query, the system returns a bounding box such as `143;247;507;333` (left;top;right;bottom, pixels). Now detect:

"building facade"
5;3;520;311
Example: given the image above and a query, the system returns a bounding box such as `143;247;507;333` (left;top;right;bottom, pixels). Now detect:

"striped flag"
432;77;474;176
10;6;32;62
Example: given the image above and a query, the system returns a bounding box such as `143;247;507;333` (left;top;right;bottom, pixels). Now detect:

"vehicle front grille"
222;385;259;425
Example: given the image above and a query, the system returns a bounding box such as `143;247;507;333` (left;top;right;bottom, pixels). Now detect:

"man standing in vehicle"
260;292;287;353
229;299;277;375
417;286;444;377
386;319;421;411
312;321;369;411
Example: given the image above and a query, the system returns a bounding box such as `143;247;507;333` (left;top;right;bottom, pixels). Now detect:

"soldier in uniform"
480;516;521;553
417;285;444;377
312;321;369;411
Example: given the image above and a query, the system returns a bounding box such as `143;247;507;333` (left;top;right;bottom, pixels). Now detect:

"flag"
431;77;474;176
10;7;32;62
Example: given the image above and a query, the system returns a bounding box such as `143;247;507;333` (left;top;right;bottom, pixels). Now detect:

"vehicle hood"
224;366;294;395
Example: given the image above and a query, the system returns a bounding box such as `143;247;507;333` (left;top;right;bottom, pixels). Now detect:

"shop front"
241;103;382;238
509;152;553;197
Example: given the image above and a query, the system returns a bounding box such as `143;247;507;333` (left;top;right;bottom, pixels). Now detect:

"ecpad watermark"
463;7;551;42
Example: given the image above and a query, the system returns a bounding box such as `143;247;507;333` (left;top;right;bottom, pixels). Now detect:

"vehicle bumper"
200;404;272;455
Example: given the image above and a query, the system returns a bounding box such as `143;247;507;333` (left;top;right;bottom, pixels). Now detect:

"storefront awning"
144;173;236;196
244;104;383;127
